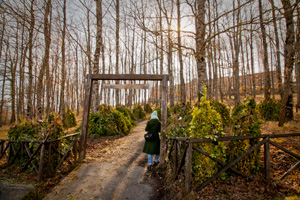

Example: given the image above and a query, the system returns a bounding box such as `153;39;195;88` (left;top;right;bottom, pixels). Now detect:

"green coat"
143;118;161;155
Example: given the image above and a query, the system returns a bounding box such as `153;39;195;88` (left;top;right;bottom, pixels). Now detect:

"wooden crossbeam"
102;84;149;90
90;74;169;81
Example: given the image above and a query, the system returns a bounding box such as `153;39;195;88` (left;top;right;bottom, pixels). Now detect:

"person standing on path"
143;111;161;170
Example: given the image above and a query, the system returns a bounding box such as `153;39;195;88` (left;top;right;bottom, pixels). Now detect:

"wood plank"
192;145;248;178
160;75;168;167
79;75;93;161
174;140;178;173
90;74;169;81
197;138;268;191
185;142;192;193
56;134;79;171
24;143;38;174
269;140;300;160
280;161;300;180
0;142;10;160
102;84;149;90
175;143;188;180
38;143;45;182
8;142;23;165
264;138;271;181
22;142;43;171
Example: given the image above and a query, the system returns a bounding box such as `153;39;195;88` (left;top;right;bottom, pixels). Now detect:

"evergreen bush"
116;105;136;126
257;99;281;121
166;103;192;137
189;87;226;183
227;98;262;174
144;103;153;113
210;100;231;127
88;104;134;136
133;104;146;119
62;107;77;128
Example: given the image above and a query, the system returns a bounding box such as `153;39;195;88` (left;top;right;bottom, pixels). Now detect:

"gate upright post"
160;75;168;167
79;75;93;161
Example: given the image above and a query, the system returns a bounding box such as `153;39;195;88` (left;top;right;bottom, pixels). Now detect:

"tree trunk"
195;0;207;107
270;0;283;98
26;0;35;119
59;0;67;117
296;6;300;111
279;0;295;126
37;0;52;120
0;41;8;127
258;0;271;101
177;0;186;104
92;0;103;112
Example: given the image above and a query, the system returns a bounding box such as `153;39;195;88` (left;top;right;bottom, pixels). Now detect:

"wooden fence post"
79;75;93;161
185;141;192;193
174;140;178;173
38;143;45;182
264;137;270;181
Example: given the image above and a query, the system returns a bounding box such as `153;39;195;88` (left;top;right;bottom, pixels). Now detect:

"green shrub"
7;119;64;174
189;87;226;183
8;119;64;141
257;99;281;121
88;104;134;136
144;103;153;113
133;104;146;119
210;100;231;127
116;105;136;126
227;98;262;174
166;103;192;137
62;107;77;128
113;110;130;135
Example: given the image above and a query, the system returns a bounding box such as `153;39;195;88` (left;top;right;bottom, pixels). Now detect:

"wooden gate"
78;74;169;166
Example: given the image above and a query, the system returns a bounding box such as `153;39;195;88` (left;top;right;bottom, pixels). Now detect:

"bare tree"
177;0;185;104
92;0;103;112
26;0;35;119
59;0;67;117
37;0;52;120
258;0;271;101
279;0;295;126
195;0;207;106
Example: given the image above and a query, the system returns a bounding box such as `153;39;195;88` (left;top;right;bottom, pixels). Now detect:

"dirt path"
44;120;157;200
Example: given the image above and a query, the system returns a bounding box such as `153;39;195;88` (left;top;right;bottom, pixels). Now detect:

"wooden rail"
167;133;300;193
0;133;80;182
